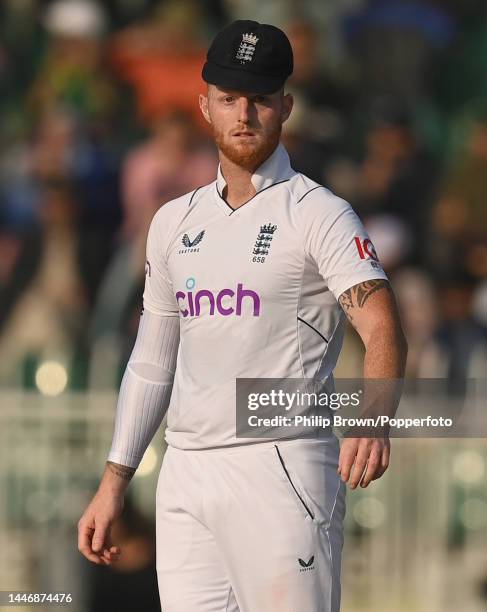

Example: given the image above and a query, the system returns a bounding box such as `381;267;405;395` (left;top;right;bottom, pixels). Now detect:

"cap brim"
202;61;285;95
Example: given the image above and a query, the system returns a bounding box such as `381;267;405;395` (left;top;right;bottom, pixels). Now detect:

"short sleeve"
142;211;179;316
300;189;388;300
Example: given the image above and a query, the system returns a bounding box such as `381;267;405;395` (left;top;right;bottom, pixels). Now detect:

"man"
78;20;407;612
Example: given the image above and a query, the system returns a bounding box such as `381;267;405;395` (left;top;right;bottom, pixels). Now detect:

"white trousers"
155;435;346;612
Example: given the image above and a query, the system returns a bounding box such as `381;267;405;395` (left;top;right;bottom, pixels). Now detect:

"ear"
199;93;211;124
281;92;294;124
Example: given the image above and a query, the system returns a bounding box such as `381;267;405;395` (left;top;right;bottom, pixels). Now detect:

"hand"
77;490;124;565
338;437;390;489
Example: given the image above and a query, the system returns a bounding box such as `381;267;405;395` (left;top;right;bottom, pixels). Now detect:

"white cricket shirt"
143;143;387;449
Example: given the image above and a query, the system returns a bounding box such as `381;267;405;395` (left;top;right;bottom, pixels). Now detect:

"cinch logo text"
175;283;261;317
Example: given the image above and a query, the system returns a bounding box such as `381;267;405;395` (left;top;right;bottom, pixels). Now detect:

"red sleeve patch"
354;236;378;261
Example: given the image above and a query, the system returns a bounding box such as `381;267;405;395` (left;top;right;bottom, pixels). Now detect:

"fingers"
348;442;370;489
338;439;358;483
338;438;390;489
99;546;122;565
92;520;109;553
371;441;390;481
92;522;123;564
78;523;103;565
78;517;122;566
338;438;368;488
359;446;382;488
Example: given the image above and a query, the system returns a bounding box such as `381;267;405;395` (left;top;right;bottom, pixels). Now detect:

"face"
199;85;293;170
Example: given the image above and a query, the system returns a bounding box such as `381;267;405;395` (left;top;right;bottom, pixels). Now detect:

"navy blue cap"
202;20;293;94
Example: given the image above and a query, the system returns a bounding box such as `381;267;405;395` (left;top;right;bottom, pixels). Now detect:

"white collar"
216;142;295;197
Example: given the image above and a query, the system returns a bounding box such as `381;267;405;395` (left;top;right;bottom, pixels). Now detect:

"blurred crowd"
0;0;486;392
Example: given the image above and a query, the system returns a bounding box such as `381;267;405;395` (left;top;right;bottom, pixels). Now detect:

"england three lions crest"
252;223;277;263
236;32;259;64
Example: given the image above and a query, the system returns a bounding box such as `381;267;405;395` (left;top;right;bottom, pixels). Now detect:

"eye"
224;95;235;103
254;95;266;103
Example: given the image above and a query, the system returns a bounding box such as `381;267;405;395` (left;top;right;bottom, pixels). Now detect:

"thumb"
92;520;108;552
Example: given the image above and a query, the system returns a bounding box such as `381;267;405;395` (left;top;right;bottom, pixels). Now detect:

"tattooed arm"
337;279;408;489
338;279;407;379
77;461;135;567
102;461;136;490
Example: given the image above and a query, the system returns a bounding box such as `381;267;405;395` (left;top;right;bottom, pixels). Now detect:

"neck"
219;152;258;209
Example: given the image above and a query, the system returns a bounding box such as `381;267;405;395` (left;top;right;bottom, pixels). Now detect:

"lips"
232;128;255;136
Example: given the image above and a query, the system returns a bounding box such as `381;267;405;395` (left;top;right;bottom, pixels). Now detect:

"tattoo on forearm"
107;461;136;482
338;279;391;325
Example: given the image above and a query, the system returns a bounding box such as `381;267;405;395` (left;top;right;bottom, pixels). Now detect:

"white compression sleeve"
107;309;180;468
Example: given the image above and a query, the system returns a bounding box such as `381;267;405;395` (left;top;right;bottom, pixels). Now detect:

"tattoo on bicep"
338;279;390;325
107;461;136;482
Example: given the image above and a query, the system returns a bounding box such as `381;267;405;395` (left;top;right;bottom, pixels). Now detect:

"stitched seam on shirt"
315;315;342;380
296;184;326;204
297;316;329;344
188;185;203;207
159;188;201;264
216;178;292;212
292;178;342;380
296;228;307;380
224;585;232;612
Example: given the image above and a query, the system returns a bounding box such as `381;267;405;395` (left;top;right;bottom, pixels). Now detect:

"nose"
237;96;250;124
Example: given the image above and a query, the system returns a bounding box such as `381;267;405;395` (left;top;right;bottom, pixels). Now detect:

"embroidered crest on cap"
236;32;259;64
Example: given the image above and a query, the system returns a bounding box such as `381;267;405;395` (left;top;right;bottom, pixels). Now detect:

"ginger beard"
211;113;283;171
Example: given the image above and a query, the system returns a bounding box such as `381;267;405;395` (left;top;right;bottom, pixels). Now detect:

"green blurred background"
0;0;486;610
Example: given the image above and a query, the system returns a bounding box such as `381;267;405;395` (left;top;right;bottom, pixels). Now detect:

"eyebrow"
216;90;269;97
